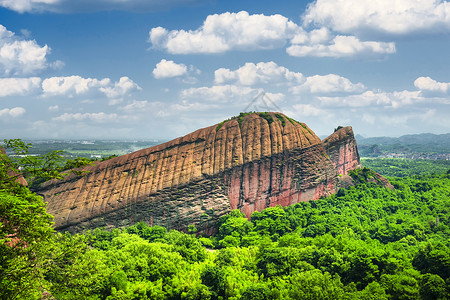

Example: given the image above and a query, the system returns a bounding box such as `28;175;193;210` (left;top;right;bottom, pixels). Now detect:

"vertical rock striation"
323;126;361;175
36;113;360;233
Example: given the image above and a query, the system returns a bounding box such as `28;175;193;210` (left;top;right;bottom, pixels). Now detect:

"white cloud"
0;77;41;97
180;84;285;114
42;75;140;98
317;90;423;108
0;0;207;13
290;74;365;94
292;103;324;117
213;62;365;96
119;100;149;112
0;0;60;14
153;59;187;79
0;107;26;118
42;75;110;97
214;61;304;85
287;35;396;58
302;0;450;35
99;76;141;98
48;105;59;112
149;10;398;59
53;112;118;122
414;76;450;93
181;84;257;102
149;11;300;54
0;25;53;76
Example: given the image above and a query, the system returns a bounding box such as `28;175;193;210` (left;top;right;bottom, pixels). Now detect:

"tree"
2;139;94;188
419;273;447;300
0;188;54;299
201;265;226;299
241;284;272;300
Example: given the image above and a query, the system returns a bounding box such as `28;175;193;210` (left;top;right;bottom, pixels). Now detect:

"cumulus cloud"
42;75;140;98
99;76;141;98
215;61;304;85
292;103;324;117
119;100;150;112
42;76;110;97
317;90;423;108
53;112;119;122
180;85;285;115
0;77;41;97
0;107;26;118
290;74;366;94
287;34;396;58
149;10;398;59
414;76;450;94
302;0;450;35
48;105;59;112
0;25;54;76
181;84;257;102
153;59;187;79
149;11;300;54
0;0;207;13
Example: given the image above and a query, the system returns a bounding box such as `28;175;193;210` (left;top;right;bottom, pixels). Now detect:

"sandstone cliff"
323;126;361;175
36;113;360;233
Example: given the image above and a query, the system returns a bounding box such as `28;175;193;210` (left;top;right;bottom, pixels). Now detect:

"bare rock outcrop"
323;126;361;175
36;113;361;233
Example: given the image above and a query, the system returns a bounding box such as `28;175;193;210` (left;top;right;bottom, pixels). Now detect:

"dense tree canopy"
1;142;449;299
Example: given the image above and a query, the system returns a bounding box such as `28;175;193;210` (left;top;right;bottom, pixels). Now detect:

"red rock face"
36;113;359;233
322;126;361;175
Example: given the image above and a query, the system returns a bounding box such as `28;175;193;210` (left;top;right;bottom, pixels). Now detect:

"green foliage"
100;154;118;161
363;158;450;177
348;167;380;184
2;139;94;187
2;147;450;299
257;112;274;124
201;265;226;299
215;112;255;131
274;114;286;126
419;273;447;300
241;284;272;300
285;116;300;126
357;133;450;157
0;188;55;299
216;112;278;131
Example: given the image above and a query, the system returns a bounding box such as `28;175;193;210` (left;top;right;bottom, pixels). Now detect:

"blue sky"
0;0;449;140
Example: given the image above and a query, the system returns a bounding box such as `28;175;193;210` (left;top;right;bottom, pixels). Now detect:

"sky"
0;0;449;140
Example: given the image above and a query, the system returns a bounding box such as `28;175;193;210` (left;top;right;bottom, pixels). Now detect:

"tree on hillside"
2;139;94;189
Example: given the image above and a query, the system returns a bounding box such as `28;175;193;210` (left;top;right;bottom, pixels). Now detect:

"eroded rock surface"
36;113;360;233
323;126;361;175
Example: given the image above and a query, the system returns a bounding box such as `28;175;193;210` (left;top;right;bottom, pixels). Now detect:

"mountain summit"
37;112;361;233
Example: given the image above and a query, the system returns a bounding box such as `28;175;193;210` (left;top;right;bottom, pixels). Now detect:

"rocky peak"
323;126;361;175
36;113;361;233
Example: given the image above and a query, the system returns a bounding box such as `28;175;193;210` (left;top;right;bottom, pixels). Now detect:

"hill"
356;133;450;159
36;112;361;233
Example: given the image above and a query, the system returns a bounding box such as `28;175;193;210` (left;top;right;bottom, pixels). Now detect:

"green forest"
1;143;450;299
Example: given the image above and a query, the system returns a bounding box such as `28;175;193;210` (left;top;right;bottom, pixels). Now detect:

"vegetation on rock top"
215;112;302;132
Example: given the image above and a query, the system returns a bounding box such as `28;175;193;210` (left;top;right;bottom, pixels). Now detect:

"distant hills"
356;133;450;159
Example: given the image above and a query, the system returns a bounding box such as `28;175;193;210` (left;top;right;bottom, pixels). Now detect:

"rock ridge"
36;113;360;233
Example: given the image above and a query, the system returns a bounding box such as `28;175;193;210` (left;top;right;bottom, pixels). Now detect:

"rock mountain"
36;113;361;233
